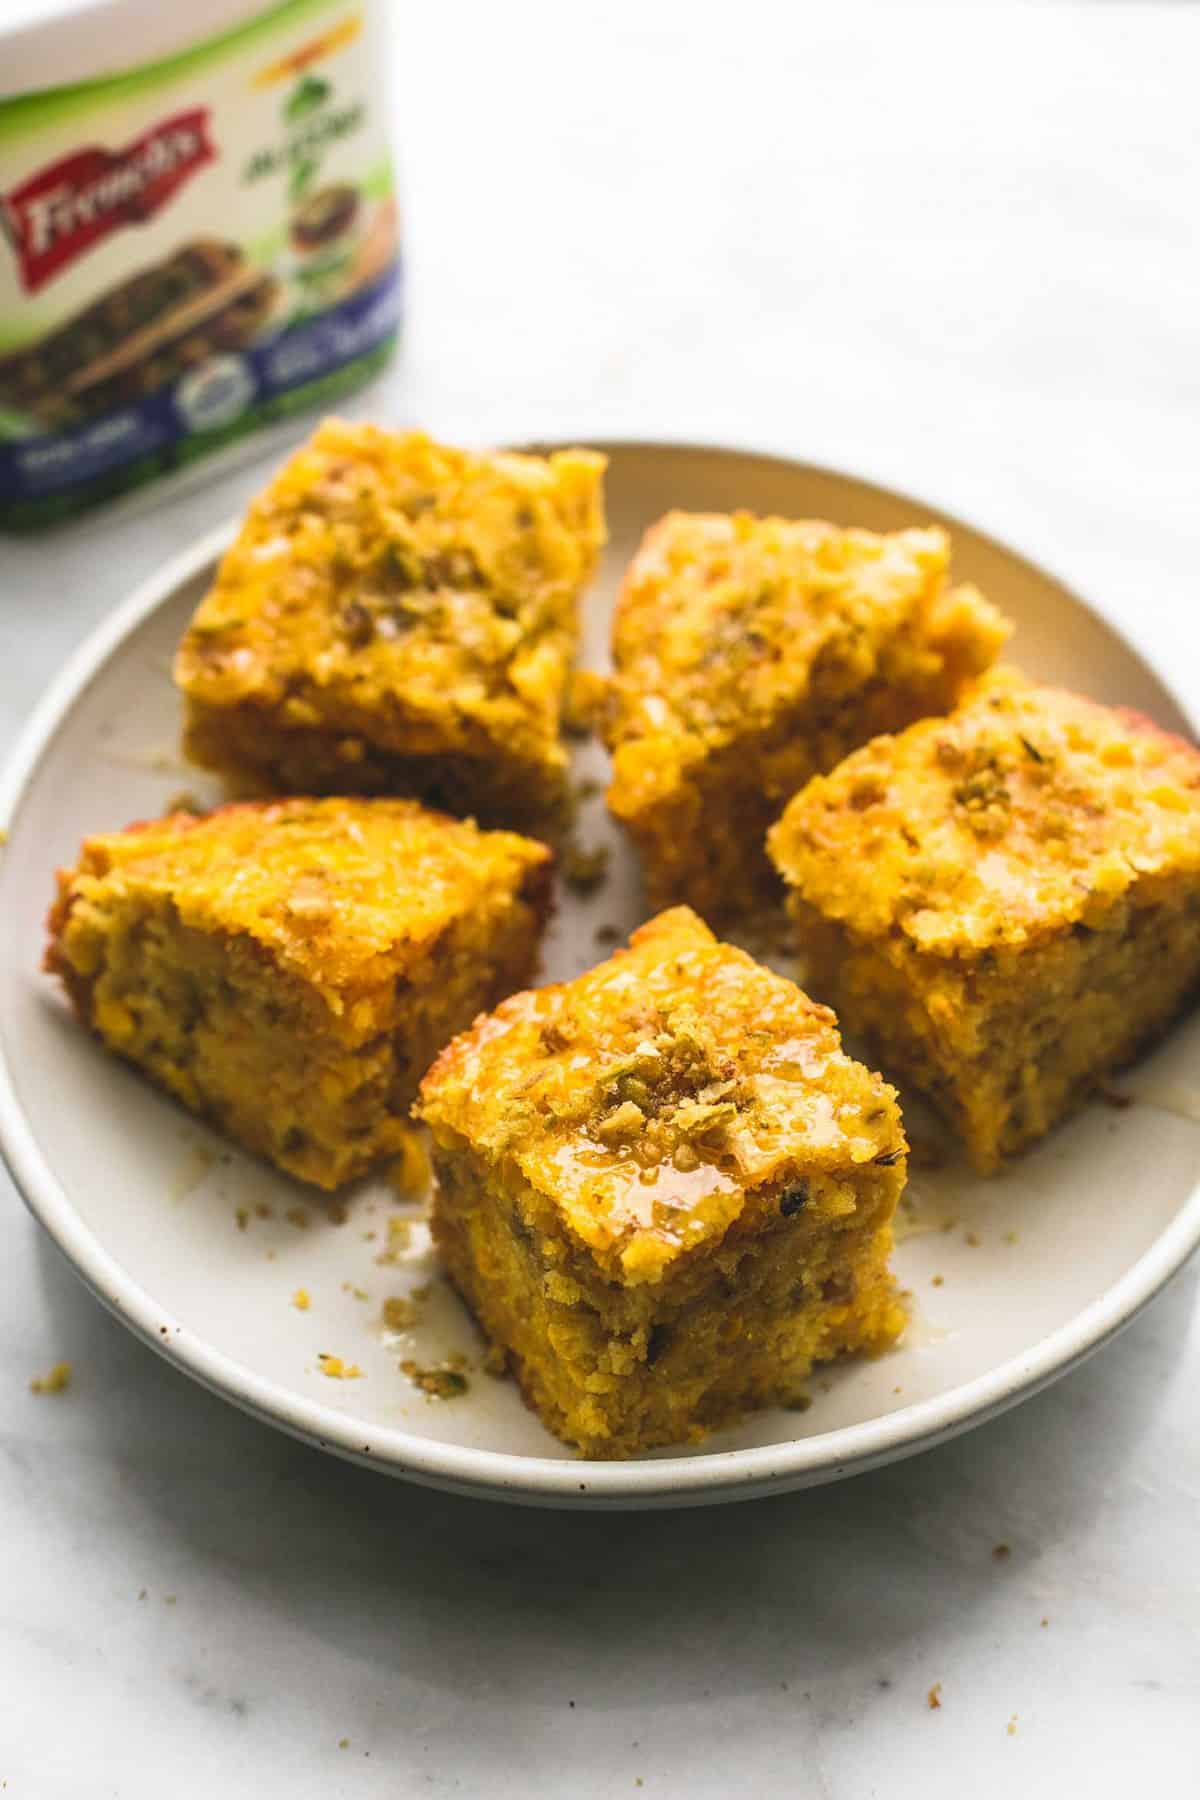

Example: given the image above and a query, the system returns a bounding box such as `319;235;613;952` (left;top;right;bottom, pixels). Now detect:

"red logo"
1;108;216;293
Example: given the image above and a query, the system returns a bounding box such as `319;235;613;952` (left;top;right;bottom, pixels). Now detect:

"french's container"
0;0;402;528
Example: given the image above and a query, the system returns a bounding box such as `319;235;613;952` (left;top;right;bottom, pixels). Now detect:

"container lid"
0;0;279;103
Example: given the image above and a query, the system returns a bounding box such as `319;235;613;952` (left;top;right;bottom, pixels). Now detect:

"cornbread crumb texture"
418;906;907;1457
175;421;606;828
45;796;552;1190
603;511;1009;921
30;1361;72;1395
401;1358;470;1399
770;669;1200;1169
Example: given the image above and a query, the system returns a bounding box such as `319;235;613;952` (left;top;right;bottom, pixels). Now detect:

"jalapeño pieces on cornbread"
175;424;607;830
602;511;1010;923
46;798;552;1190
417;907;908;1458
769;670;1200;1172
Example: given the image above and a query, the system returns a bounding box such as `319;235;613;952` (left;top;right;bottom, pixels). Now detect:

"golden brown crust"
46;797;552;1004
418;905;905;1284
174;422;606;825
769;672;1200;1169
606;514;959;747
769;668;1200;955
418;907;908;1454
601;511;1010;920
46;797;552;1188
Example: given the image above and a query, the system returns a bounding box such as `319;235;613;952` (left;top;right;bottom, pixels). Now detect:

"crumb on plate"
401;1359;470;1399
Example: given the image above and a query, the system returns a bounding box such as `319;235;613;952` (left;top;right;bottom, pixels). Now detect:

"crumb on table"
30;1361;71;1395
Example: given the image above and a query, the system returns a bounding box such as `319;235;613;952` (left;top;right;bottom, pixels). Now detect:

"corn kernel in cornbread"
46;798;552;1189
769;670;1200;1171
417;907;907;1458
602;513;1009;921
175;423;607;829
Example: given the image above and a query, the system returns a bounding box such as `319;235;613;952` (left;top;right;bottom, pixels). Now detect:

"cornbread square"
602;512;1010;921
417;906;907;1458
45;798;552;1190
175;423;607;829
769;670;1200;1171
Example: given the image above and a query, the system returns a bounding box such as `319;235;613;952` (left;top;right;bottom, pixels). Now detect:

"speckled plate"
3;441;1200;1509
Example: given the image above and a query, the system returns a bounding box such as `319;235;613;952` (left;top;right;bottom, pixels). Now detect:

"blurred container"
0;0;401;530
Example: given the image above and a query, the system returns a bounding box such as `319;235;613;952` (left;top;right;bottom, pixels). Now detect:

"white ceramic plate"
3;441;1200;1510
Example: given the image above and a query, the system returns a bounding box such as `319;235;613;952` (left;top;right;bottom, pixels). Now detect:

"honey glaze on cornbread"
418;909;907;1456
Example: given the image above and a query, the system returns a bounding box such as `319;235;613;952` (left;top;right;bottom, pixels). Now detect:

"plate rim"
3;436;1199;1508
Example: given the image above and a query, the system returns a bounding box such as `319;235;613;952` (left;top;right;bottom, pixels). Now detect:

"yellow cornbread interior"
46;798;551;1189
419;907;907;1457
603;512;1009;921
770;670;1200;1170
175;422;607;828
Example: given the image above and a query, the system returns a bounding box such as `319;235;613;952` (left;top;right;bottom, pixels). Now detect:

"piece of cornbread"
417;906;907;1457
769;670;1200;1170
176;422;607;829
46;797;552;1189
603;512;1009;920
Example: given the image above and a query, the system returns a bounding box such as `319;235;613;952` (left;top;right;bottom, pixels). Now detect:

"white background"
2;4;1199;1794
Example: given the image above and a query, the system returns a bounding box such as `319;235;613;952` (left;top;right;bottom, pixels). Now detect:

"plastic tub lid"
0;0;278;103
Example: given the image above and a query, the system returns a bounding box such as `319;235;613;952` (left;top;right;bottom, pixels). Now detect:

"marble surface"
2;4;1199;1792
